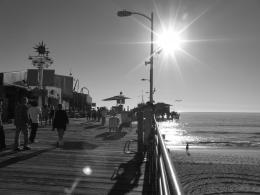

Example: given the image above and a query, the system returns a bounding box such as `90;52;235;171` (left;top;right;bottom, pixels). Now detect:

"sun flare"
157;28;184;56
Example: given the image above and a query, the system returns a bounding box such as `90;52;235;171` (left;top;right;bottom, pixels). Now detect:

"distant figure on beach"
186;142;190;156
0;98;6;150
13;97;31;151
186;143;189;151
52;104;69;147
28;101;41;143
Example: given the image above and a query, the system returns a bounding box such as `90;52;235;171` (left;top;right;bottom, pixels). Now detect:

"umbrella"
102;91;130;104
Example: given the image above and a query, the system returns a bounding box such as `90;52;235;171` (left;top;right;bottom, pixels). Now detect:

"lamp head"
117;10;132;17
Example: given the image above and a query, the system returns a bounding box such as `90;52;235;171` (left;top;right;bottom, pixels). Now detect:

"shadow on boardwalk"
62;141;98;150
95;132;127;140
108;154;143;195
0;147;55;169
84;124;103;129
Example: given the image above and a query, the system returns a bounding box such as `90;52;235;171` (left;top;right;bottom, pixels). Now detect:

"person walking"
13;97;30;151
0;98;6;150
97;107;101;122
101;108;107;126
28;101;41;143
42;104;49;127
52;104;69;147
48;105;55;125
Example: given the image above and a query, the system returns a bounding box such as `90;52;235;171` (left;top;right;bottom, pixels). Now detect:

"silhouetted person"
48;105;55;125
52;104;69;147
28;101;41;143
97;107;101;122
92;109;96;121
14;97;30;151
42;104;49;126
186;142;189;151
0;98;6;150
101;108;107;126
186;142;190;156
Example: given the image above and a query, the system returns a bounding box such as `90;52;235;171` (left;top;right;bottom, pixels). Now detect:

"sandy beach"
170;147;260;195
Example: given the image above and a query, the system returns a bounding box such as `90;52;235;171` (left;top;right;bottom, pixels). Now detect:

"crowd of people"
0;97;69;151
86;107;107;122
0;97;134;152
86;107;107;126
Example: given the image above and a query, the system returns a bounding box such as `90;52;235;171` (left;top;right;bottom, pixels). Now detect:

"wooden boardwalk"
0;118;150;195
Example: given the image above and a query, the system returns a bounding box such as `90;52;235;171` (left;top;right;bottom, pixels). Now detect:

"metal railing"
121;111;183;195
151;117;184;195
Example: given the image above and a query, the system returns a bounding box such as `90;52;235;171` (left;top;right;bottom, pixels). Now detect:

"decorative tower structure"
28;41;53;107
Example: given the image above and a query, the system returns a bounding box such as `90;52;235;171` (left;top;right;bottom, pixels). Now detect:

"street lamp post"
141;78;156;95
117;10;154;103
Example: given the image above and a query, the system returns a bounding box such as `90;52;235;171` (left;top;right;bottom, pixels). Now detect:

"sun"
157;28;184;56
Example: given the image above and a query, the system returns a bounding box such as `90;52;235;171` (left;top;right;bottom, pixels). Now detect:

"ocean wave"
188;141;260;148
183;123;260;128
191;130;260;135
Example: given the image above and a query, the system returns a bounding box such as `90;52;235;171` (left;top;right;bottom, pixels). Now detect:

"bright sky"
0;0;260;112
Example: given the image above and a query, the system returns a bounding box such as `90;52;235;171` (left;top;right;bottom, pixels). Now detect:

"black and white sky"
1;0;260;112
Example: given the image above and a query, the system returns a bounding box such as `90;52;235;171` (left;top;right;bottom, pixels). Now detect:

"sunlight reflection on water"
157;119;260;149
158;121;200;146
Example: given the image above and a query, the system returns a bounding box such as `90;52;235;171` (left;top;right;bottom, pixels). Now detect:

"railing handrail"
154;117;184;195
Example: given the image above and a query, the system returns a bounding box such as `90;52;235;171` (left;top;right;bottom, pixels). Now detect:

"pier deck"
0;118;149;195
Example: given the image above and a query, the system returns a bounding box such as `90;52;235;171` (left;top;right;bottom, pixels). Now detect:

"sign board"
27;69;55;86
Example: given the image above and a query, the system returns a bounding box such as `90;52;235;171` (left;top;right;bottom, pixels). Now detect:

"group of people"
86;107;107;125
0;97;69;151
155;111;180;121
40;104;55;126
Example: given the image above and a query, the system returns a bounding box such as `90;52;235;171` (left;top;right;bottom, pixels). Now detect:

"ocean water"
158;112;260;149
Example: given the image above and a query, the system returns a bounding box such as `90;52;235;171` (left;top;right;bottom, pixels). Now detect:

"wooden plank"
0;119;150;195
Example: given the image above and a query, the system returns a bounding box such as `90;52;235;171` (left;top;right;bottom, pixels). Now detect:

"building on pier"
0;69;92;121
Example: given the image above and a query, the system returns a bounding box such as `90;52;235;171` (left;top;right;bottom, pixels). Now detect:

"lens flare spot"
83;166;92;175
